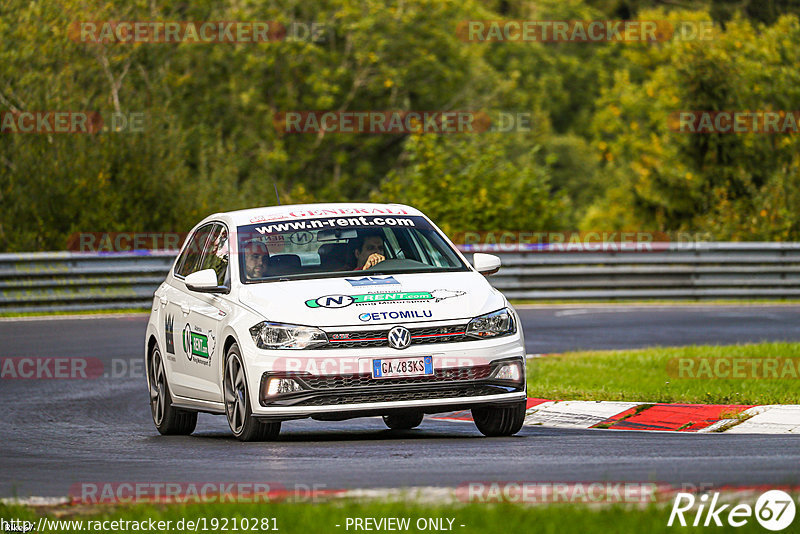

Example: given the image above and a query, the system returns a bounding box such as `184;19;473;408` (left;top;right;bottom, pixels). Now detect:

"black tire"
383;411;424;430
224;343;281;442
148;343;197;435
472;400;526;437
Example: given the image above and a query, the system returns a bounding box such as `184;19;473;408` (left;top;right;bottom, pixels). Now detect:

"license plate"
372;356;433;379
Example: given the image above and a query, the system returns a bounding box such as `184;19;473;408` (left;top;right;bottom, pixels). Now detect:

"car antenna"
273;182;281;205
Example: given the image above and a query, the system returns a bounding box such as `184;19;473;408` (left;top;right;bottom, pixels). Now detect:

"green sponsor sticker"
306;292;434;308
190;332;209;358
183;324;210;359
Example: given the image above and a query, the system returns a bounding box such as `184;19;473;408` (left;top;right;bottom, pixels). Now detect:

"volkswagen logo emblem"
387;326;411;350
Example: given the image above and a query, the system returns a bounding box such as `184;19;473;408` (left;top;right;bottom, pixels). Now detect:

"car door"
165;223;215;400
176;223;231;402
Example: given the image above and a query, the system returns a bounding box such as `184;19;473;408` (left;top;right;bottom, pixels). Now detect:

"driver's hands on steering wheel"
362;253;385;270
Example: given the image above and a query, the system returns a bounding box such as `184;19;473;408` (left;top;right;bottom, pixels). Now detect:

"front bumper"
243;332;526;421
254;391;526;421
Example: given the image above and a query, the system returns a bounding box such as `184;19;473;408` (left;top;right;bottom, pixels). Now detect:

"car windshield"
236;214;468;282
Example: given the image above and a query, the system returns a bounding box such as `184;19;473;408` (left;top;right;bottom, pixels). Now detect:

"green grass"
0;500;773;534
527;342;800;405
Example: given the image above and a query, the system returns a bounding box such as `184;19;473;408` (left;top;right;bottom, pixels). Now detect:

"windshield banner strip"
239;215;426;236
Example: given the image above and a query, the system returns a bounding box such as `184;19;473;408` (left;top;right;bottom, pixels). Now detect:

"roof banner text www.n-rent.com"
239;215;427;236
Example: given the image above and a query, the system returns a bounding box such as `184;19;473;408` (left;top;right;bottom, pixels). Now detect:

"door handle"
180;304;190;315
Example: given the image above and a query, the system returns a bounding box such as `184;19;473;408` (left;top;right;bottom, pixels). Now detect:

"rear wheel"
148;343;197;435
472;400;526;437
224;343;281;441
383;411;424;430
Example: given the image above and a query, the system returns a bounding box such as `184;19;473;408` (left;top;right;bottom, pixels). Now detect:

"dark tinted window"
175;224;214;277
236;215;466;282
199;224;229;285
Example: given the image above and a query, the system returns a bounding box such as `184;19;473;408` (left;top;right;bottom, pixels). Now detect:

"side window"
200;225;229;286
175;224;214;277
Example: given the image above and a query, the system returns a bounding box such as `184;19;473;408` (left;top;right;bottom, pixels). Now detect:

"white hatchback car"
145;203;527;441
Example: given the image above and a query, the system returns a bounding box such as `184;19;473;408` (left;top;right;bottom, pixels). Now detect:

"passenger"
242;239;270;279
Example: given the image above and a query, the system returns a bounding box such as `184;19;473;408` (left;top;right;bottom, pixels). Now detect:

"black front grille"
298;365;493;389
323;324;469;349
291;385;506;406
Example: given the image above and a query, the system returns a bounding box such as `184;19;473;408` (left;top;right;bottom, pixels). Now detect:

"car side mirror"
185;269;228;293
472;253;501;276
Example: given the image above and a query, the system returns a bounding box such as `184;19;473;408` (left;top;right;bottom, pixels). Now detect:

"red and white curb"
717;405;800;434
432;399;800;434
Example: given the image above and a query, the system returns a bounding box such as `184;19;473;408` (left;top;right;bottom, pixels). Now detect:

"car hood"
237;271;505;327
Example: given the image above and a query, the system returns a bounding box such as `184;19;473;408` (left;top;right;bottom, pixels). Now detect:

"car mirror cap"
184;269;225;292
472;253;501;276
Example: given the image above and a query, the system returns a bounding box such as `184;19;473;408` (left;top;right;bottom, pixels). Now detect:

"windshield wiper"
363;267;462;276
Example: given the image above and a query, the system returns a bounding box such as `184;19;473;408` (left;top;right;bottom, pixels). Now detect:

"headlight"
466;308;515;339
249;322;329;350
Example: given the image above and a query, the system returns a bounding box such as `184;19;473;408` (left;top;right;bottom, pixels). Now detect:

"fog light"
265;377;303;396
495;362;521;382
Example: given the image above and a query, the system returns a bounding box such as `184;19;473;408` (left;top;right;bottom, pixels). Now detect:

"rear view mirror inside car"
316;228;358;241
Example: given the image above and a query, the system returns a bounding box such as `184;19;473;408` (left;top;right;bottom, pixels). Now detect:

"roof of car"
208;203;425;226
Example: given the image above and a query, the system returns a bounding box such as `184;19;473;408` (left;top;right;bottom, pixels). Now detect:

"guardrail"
482;242;800;300
0;251;176;313
2;242;800;313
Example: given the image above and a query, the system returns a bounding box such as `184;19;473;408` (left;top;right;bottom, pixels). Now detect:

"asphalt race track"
2;305;800;498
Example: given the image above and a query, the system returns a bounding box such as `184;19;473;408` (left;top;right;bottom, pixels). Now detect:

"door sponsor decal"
165;314;175;354
182;324;215;366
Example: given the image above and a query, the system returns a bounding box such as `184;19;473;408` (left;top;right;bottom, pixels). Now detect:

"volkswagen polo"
144;203;527;441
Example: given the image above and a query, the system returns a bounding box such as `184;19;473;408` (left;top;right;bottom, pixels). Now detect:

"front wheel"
472;400;526;437
224;343;281;441
148;343;197;435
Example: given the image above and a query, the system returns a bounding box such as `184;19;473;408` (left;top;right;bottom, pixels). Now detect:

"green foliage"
372;133;571;234
2;0;800;250
588;10;800;239
0;0;504;250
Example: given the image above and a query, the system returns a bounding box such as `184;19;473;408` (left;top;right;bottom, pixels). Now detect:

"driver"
353;231;385;271
242;239;270;279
